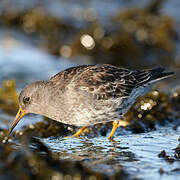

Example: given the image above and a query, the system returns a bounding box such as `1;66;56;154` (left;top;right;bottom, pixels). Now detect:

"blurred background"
0;0;179;89
0;0;180;180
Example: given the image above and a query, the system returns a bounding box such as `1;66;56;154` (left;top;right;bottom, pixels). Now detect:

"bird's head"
9;81;47;134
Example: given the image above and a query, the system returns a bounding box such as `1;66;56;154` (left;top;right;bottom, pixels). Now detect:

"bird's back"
47;64;173;126
50;64;173;99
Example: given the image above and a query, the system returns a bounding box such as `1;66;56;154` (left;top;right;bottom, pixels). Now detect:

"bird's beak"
9;107;26;135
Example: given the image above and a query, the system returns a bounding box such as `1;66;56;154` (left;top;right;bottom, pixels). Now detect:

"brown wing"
74;64;147;100
50;64;171;100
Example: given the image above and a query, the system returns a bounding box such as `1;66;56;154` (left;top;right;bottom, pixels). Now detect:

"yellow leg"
72;126;87;138
108;121;119;140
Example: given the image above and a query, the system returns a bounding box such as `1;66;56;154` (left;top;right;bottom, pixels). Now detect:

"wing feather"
50;64;173;100
75;64;139;100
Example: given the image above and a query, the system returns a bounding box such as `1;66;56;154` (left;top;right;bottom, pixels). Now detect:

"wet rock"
158;150;175;163
158;150;166;158
174;144;180;159
158;137;180;164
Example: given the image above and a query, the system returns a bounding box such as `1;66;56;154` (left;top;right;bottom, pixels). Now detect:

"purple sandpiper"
9;64;174;139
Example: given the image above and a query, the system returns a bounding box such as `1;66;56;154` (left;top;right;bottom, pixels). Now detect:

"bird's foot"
108;136;115;141
108;121;119;141
65;126;87;139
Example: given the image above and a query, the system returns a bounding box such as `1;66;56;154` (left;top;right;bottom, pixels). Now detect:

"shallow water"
40;126;180;180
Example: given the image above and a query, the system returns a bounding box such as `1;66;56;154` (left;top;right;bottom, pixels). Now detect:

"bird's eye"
23;97;31;104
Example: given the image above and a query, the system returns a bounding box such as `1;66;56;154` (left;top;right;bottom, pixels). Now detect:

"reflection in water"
40;127;180;179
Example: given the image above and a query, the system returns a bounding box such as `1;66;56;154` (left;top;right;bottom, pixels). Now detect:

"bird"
9;64;174;140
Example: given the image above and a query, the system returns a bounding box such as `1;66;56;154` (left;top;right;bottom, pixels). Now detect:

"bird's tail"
134;67;174;86
149;67;174;82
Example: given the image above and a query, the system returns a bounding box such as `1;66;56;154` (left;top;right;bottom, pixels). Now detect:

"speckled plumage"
8;64;175;139
17;64;173;127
